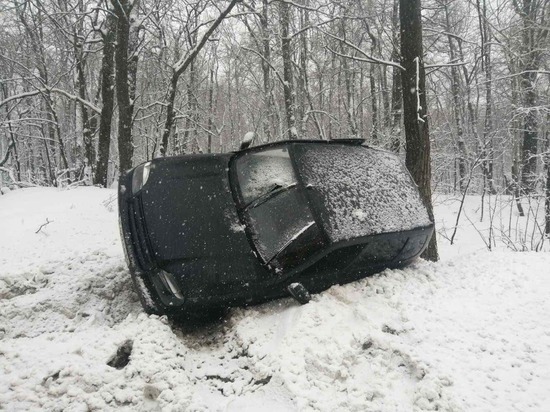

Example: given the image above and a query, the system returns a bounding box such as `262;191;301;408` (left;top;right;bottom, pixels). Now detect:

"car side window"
247;189;319;266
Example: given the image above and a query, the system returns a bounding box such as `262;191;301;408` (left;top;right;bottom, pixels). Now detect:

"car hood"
138;154;251;265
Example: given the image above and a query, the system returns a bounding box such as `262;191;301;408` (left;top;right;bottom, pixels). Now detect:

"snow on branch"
425;61;467;69
487;70;550;84
49;88;101;114
326;46;397;68
414;57;425;124
320;29;404;70
241;46;286;86
173;0;240;77
270;0;331;14
0;88;100;114
423;28;477;45
0;90;42;110
289;17;340;39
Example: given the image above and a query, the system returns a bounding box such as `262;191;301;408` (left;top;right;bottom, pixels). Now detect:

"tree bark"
74;34;96;172
476;0;496;194
399;0;439;261
112;0;135;172
207;64;215;153
514;0;545;192
260;0;274;142
389;0;402;152
181;59;198;154
341;42;358;138
444;3;467;192
1;83;22;180
368;45;378;144
94;12;116;187
545;137;550;234
279;0;298;139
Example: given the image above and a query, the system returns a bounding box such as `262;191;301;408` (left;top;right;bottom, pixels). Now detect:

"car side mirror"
240;132;254;150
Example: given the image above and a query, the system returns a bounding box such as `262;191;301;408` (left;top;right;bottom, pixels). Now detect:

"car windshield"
233;146;325;270
235;148;296;205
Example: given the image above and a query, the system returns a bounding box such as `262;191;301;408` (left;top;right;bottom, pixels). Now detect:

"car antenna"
240;131;254;150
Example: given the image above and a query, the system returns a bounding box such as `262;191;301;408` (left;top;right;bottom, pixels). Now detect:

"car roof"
140;138;368;169
235;138;366;154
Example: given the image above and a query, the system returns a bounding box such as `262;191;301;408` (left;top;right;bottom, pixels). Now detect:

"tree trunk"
444;3;467;192
369;69;378;144
181;59;198;154
369;37;379;144
341;42;358;138
509;59;525;216
75;37;95;173
300;6;323;140
112;0;135;172
260;0;273;142
521;70;538;192
73;0;96;171
544;111;550;234
476;0;496;194
545;141;550;234
207;64;215;153
1;83;22;180
516;0;541;193
279;1;298;139
94;13;116;187
399;0;439;261
389;0;402;152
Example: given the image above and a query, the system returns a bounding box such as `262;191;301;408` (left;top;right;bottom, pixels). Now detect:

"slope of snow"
1;187;549;411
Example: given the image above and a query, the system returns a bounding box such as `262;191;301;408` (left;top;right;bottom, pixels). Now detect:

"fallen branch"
35;218;53;234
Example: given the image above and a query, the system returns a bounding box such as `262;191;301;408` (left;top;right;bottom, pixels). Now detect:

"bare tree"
279;0;298;140
159;0;240;156
112;0;140;172
400;0;439;261
94;10;117;187
512;0;549;192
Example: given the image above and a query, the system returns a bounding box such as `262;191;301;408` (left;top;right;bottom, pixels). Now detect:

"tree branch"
0;141;15;167
320;29;404;70
35;218;54;234
173;0;241;77
0;88;100;113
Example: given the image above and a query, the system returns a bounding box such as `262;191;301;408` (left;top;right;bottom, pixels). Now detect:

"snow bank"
1;188;549;411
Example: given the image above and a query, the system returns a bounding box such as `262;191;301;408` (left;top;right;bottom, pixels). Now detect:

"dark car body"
118;139;434;318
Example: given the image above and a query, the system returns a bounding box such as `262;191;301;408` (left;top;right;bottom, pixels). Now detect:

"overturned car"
118;139;434;319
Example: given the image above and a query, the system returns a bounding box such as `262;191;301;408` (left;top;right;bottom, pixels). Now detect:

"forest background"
0;0;549;248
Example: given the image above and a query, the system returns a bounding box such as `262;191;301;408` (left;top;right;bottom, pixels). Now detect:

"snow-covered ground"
1;187;549;411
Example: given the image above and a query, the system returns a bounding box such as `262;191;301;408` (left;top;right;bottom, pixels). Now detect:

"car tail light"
132;162;151;194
